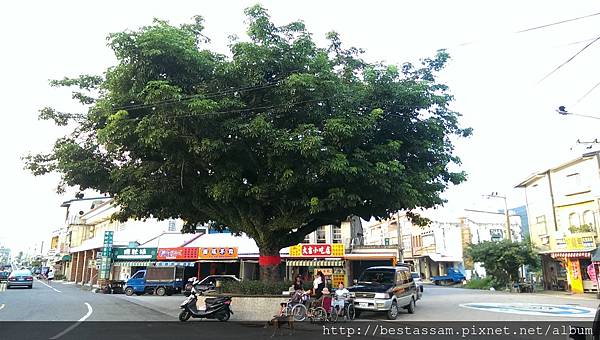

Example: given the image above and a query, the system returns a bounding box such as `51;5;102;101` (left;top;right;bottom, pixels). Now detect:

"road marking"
0;283;5;292
460;302;596;317
35;279;61;293
0;304;4;311
49;303;93;340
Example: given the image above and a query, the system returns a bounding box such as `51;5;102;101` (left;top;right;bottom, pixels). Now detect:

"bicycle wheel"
329;306;339;323
312;307;327;324
291;304;307;322
346;303;356;321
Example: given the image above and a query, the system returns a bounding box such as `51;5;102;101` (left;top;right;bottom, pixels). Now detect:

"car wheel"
353;309;361;319
155;287;167;296
125;287;134;296
28;285;33;289
387;300;399;320
406;298;415;314
420;286;423;292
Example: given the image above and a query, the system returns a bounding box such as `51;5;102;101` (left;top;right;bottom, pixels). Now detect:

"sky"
1;0;600;254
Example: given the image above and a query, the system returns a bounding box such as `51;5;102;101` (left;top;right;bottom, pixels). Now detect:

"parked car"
0;271;9;282
348;265;418;320
183;275;241;296
7;269;33;289
411;272;424;298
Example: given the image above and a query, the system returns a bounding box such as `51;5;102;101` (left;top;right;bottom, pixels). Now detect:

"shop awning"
155;261;196;267
113;261;153;267
286;260;344;267
425;254;463;263
550;251;592;259
344;253;396;260
61;255;72;262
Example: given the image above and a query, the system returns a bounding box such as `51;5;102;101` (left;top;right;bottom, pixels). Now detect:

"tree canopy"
466;239;539;288
26;5;471;279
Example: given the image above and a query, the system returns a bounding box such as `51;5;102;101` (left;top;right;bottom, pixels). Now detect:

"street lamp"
484;192;512;242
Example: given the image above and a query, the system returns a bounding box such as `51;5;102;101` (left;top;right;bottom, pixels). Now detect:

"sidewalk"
534;289;599;301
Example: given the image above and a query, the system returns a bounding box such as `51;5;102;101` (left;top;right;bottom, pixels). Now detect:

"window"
131;272;144;279
566;173;581;186
569;213;579;228
490;229;503;242
583;210;595;229
168;220;176;232
316;226;327;243
332;225;342;243
536;215;547;235
302;233;310;243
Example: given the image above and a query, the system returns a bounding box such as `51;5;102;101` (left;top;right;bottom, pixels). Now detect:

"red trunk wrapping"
259;255;281;266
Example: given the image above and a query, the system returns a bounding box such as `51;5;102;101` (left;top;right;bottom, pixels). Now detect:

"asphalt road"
1;281;598;339
0;279;171;321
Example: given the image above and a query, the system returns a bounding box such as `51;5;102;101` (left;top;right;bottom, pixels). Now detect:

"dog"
264;304;295;337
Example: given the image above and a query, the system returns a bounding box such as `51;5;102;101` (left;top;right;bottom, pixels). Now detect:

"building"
516;151;600;293
360;209;522;280
62;197;188;286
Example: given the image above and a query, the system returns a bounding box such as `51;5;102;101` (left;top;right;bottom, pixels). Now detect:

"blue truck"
124;266;185;296
431;268;466;285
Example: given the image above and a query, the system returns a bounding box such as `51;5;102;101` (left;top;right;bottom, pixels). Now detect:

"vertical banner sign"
587;264;597;283
99;231;114;280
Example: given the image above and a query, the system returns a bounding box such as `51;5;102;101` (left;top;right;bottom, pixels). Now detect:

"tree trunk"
258;247;283;282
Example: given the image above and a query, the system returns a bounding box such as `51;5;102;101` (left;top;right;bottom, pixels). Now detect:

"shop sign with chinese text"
289;244;345;257
157;247;199;260
113;247;157;260
198;247;238;259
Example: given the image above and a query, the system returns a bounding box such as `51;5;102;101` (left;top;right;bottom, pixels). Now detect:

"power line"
576;80;600;104
516;11;600;33
538;35;600;84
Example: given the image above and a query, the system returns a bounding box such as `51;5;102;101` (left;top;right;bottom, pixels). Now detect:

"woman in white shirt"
332;282;349;311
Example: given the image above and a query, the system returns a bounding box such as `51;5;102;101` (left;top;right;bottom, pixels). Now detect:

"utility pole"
396;211;404;263
486;193;512;242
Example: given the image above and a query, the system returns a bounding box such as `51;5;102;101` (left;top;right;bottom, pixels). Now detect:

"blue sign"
460;303;596;317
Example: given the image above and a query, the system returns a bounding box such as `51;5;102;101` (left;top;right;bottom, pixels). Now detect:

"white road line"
0;304;5;311
35;279;61;293
49;303;93;340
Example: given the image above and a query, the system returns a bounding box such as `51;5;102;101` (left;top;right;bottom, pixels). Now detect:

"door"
394;269;412;307
128;270;146;292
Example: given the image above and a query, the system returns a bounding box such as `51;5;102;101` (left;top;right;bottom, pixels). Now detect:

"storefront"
547;250;595;293
156;247;200;280
285;243;346;287
111;247;158;281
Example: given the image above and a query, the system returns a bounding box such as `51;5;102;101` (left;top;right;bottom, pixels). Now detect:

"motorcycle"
179;279;233;322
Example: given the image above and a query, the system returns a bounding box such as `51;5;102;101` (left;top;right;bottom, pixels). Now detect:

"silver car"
7;269;33;289
411;272;424;299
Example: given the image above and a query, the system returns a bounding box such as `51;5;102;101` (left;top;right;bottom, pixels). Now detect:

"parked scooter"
179;279;233;322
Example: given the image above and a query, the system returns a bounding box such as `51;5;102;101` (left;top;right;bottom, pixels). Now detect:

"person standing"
293;275;303;291
47;269;54;284
313;271;325;299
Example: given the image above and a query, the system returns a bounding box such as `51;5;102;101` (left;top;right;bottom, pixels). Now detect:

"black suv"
348;265;418;320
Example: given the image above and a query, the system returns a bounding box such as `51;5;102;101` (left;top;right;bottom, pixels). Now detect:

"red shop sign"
157;247;199;260
301;244;332;257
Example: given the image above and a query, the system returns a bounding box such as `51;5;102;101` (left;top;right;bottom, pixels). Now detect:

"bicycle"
281;291;308;321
